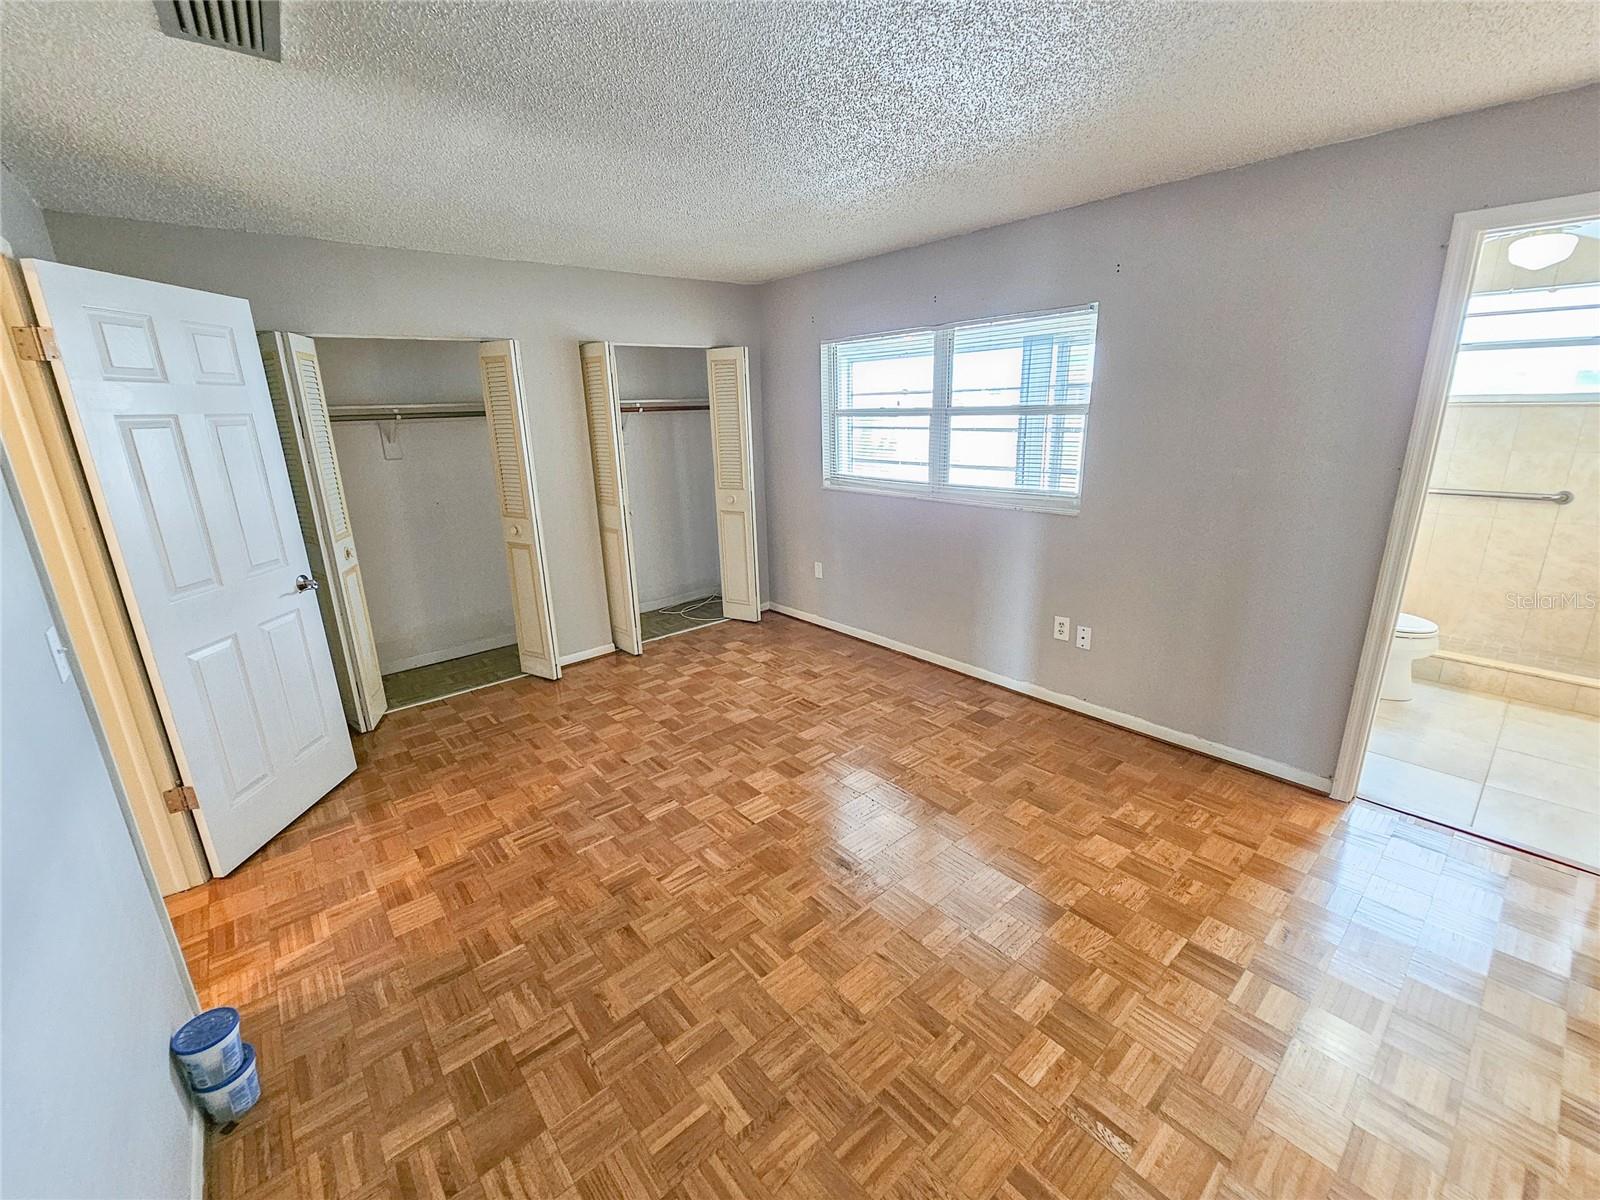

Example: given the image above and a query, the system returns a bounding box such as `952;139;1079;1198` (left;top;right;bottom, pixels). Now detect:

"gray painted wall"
1;477;197;1200
615;346;721;610
0;161;54;259
41;216;767;660
318;337;518;672
758;86;1600;781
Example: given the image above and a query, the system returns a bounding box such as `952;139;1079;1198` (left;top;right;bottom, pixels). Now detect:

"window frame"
820;303;1097;516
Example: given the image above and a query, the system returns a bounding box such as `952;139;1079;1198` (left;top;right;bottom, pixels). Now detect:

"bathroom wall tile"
1576;406;1600;454
1453;586;1524;646
1406;402;1595;683
1480;516;1548;590
1501;673;1581;713
1523;606;1595;659
1511;405;1584;455
1556;451;1598;526
1493;494;1561;534
1504;449;1578;495
1439;660;1507;694
1426;514;1491;579
1413;657;1444;682
1576;686;1600;717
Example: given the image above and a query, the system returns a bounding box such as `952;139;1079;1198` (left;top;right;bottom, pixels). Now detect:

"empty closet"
579;342;759;654
259;333;559;729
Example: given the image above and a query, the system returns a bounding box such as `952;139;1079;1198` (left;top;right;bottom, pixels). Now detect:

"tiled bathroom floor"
1360;678;1600;870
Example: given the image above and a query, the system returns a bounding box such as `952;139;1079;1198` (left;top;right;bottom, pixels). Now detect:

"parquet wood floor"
168;614;1600;1200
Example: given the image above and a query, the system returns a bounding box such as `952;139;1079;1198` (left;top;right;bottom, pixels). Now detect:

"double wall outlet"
1053;615;1071;641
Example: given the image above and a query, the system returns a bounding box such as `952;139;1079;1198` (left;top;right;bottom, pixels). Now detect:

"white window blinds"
821;305;1097;512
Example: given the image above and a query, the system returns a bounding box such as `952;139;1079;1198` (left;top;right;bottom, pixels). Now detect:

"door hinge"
162;783;199;813
10;324;60;363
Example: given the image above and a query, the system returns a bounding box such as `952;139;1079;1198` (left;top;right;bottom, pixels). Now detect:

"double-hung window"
821;305;1097;513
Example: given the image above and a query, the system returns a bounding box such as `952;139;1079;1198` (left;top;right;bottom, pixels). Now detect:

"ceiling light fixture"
1506;232;1579;271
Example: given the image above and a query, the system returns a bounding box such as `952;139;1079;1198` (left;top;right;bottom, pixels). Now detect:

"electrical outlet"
1075;625;1092;650
1053;616;1071;641
813;561;824;579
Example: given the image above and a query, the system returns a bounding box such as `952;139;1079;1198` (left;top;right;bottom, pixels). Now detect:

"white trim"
381;633;519;674
1332;190;1600;803
190;1106;206;1200
558;642;616;666
770;604;1330;792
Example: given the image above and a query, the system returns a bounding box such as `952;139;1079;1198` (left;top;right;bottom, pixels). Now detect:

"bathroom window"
1451;282;1600;400
820;305;1097;513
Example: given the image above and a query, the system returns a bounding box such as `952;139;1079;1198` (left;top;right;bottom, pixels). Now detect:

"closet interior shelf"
619;398;711;413
329;403;486;423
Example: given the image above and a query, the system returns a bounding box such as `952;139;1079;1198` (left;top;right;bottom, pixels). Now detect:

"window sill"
822;478;1081;516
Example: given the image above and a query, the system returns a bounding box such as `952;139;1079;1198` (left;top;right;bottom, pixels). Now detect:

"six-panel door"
24;260;355;876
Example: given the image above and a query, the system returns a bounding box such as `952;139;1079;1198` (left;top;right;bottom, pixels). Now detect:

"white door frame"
295;331;564;673
1330;190;1600;802
601;340;762;637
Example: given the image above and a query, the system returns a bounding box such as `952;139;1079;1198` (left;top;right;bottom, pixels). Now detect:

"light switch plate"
44;624;72;683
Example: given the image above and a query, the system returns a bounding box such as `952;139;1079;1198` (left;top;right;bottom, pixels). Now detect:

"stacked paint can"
170;1007;261;1123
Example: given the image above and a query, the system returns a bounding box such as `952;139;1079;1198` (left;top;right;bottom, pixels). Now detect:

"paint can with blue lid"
170;1006;242;1090
191;1042;260;1124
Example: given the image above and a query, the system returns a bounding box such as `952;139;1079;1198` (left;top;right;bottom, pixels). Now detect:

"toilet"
1381;612;1440;701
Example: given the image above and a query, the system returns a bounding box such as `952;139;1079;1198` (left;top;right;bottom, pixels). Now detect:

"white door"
24;261;355;876
706;346;761;621
480;340;561;679
259;332;387;730
579;341;642;654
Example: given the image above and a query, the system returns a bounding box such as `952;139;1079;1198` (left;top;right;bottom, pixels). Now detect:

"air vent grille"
155;1;280;60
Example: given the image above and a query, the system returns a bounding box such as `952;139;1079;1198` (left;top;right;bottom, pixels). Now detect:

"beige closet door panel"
579;341;641;654
479;340;560;679
259;332;386;731
707;346;760;621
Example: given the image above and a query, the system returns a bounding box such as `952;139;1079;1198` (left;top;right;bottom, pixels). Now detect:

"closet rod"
619;402;710;414
329;404;486;423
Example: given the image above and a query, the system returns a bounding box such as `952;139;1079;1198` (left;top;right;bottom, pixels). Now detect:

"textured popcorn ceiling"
2;2;1596;283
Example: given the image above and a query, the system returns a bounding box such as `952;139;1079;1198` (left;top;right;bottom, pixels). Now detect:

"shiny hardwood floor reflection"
167;615;1600;1200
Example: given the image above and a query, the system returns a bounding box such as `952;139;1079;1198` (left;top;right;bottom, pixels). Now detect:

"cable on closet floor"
657;595;724;623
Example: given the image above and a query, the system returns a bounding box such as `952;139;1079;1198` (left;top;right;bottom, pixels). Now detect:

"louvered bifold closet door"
259;332;387;731
579;341;642;654
706;346;760;621
479;340;561;679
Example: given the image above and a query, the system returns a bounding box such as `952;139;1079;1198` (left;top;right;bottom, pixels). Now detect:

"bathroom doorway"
1338;193;1599;870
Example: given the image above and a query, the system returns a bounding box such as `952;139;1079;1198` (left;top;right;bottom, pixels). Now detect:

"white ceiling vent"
155;1;279;60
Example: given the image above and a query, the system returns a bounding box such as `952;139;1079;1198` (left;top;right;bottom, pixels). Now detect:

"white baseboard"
559;642;615;666
190;1103;205;1199
768;604;1330;793
382;632;519;674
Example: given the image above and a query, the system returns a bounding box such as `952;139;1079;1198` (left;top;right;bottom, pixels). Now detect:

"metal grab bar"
1428;487;1573;504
